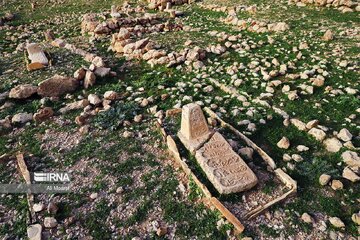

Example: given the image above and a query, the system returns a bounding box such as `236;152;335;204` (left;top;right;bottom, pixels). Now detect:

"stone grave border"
157;107;297;234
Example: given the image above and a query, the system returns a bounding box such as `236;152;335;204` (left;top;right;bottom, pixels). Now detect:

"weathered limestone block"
195;132;258;194
26;43;48;65
178;103;213;153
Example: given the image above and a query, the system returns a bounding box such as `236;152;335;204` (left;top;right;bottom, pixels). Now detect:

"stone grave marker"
178;103;213;153
195;132;258;194
26;43;49;66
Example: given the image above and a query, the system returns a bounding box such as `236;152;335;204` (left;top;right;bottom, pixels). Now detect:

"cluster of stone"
0;35;116;129
147;0;191;11
47;36;115;90
81;12;168;36
273;106;359;184
111;29;207;68
80;2;185;37
198;3;257;15
221;15;290;33
178;103;258;194
289;0;360;13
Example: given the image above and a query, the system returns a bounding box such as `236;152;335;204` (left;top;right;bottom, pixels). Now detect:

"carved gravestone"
195;132;258;194
26;43;49;66
178;103;213;153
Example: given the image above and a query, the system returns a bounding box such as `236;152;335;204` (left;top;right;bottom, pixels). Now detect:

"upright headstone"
178;103;213;153
195;132;258;194
26;43;49;66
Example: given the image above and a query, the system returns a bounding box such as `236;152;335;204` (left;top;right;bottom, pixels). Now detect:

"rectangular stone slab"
27;43;49;65
195;132;258;194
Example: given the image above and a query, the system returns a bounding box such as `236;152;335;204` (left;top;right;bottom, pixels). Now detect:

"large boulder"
9;84;38;99
37;75;79;97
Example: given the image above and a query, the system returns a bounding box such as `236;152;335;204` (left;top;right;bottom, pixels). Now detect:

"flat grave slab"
195;132;258;194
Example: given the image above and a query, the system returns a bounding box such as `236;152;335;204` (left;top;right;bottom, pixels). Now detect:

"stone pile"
288;0;360;13
178;103;258;194
110;26;210;68
81;12;166;36
221;15;290;33
48;37;115;89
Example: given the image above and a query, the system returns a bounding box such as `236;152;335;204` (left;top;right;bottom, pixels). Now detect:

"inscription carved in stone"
178;103;213;153
195;132;258;194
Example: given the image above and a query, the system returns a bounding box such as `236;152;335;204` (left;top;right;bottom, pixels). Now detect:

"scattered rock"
331;180;343;191
329;217;345;228
9;84;38;99
33;107;54;123
84;71;96;89
319;174;331;186
156;226;167;237
94;67;111;77
322;30;334;41
301;213;314;224
12;112;33;124
74;68;86;80
323;138;342;153
277;137;290;149
292;154;303;162
44;217;58;228
341;151;360;168
337;128;352;142
306;120;319;129
0;117;12;131
26;43;49;65
104;91;119;100
352;212;360;225
75;115;87;126
38;74;79;97
33;203;45;212
342;167;359;182
123;130;134;138
308;128;326;142
59;99;90;114
90;192;98;200
88;94;102;105
134;114;143;123
27;224;42;240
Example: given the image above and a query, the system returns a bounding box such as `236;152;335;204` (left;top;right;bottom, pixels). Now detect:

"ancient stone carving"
178;103;213;153
195;132;258;194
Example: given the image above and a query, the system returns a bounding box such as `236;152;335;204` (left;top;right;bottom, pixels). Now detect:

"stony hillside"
0;0;359;239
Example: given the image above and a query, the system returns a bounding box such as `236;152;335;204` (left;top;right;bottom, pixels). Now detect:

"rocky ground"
0;0;359;239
